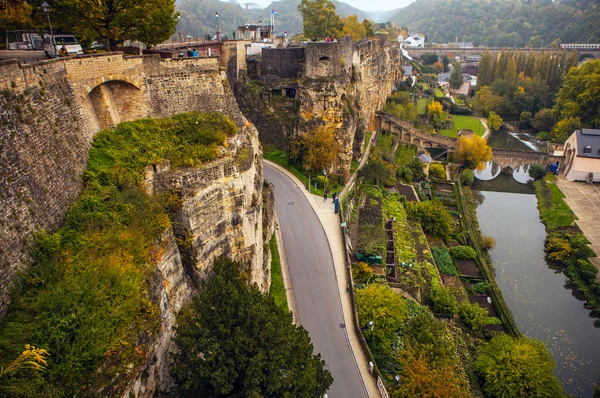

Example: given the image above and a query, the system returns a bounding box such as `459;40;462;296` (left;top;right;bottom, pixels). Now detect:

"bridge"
377;114;564;171
404;46;598;62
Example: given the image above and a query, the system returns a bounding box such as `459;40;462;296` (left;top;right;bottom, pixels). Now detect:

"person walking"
331;192;337;202
324;189;329;202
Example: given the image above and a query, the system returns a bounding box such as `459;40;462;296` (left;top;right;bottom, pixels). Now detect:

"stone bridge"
377;114;564;170
405;46;598;62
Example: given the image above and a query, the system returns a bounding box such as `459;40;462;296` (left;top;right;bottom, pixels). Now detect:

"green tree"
427;285;459;317
52;0;178;47
449;61;464;89
477;51;494;87
455;135;492;171
406;200;454;239
460;169;474;186
356;283;407;348
358;159;390;185
459;302;501;332
553;59;600;129
341;15;366;41
551;116;580;143
474;86;501;116
475;334;563;398
362;19;374;37
298;0;344;40
487;111;503;132
519;111;533;129
171;257;333;397
528;164;546;180
533;108;555;132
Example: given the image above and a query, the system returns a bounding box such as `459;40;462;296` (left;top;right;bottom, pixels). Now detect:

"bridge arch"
80;74;143;98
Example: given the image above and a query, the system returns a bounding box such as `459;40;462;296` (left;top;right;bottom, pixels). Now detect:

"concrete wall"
261;47;305;80
304;37;353;79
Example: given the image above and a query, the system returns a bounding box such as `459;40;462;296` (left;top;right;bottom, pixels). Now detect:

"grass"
433;87;445;97
533;173;576;231
0;112;237;396
416;97;429;115
439;115;485;138
269;234;288;311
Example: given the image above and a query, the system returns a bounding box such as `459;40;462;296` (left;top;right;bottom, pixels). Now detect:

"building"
437;72;473;95
238;23;273;43
403;34;424;48
560;129;600;182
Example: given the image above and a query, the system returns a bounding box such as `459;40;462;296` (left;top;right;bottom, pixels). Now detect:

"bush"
352;262;374;283
432;247;457;276
427;285;459;317
459;301;501;332
450;245;477;260
406;200;454;239
460;169;475;186
428;163;446;179
470;281;492;295
481;235;496;250
528;164;546;180
519;111;532;129
536;131;551;141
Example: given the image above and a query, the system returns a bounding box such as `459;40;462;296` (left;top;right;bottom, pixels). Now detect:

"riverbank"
534;174;600;312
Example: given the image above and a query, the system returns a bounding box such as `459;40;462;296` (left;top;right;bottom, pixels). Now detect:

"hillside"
390;0;600;47
177;0;370;38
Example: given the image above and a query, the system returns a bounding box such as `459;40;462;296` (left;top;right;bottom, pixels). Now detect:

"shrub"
352;262;374;283
405;200;454;239
432;247;457;276
459;301;501;332
428;163;446;179
470;281;492;295
427;285;459;317
528;164;546;180
481;235;496;250
451;245;477;260
460;168;475;186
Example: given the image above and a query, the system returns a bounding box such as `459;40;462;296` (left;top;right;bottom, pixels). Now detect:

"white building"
561;129;600;182
403;34;424;48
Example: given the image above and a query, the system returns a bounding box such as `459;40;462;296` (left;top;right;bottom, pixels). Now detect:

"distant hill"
176;0;370;39
390;0;600;47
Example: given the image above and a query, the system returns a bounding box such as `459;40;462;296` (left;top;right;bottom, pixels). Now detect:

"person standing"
324;189;329;202
331;192;337;202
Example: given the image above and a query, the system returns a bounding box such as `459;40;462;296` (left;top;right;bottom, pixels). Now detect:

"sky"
251;0;416;13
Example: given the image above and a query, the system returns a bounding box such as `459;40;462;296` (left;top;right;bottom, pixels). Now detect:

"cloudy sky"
252;0;416;13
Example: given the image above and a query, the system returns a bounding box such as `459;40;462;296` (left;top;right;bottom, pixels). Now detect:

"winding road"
264;164;367;398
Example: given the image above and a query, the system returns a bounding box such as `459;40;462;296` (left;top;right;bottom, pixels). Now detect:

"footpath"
265;160;381;398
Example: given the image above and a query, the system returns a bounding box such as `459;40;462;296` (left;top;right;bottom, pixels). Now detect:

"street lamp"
41;0;58;58
215;11;220;42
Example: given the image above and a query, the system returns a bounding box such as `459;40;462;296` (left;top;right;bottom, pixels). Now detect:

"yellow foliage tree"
302;126;340;172
455;135;492;171
487;111;503;132
427;100;445;128
341;15;366;42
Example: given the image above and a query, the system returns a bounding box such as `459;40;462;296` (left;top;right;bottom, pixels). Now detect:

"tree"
406;200;454;239
528;164;546;180
356;283;407;349
358;159;390;185
487;111;503;132
171;257;333;397
460;169;474;186
459;302;501;332
298;0;344;40
519;111;532;129
553;59;600;129
301;126;340;172
427;285;459;317
427;100;444;127
474;86;501;116
478;51;494;87
551;116;580;143
449;62;464;90
421;53;438;65
533;108;555;131
341;15;366;41
475;334;563;398
51;0;178;47
362;19;374;37
428;163;446;179
455;135;492;171
434;61;444;73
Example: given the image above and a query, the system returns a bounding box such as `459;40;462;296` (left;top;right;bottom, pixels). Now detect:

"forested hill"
177;0;369;39
390;0;600;47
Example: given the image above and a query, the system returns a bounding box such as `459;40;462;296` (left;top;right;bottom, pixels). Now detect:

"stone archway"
86;80;146;130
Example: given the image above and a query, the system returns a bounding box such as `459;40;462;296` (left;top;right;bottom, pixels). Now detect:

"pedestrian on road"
331;192;337;202
324;189;329;202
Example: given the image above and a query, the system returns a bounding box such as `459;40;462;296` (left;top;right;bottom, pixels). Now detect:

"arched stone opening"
87;80;146;130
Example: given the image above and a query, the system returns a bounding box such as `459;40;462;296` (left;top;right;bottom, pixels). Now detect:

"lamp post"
215;11;220;42
41;0;58;58
258;20;262;42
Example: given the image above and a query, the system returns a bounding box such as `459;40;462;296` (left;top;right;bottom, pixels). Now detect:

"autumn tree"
298;0;344;40
300;126;340;172
449;61;464;89
553;59;600;130
475;334;563;398
487;111;503;132
171;258;333;396
474;85;501;116
362;19;374;37
455;135;492;170
551;116;580;143
427;99;445;128
0;0;32;32
341;15;366;41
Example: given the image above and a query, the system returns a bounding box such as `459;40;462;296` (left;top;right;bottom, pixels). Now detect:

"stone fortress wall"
0;52;274;396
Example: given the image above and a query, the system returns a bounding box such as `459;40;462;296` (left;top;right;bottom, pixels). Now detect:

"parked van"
43;34;83;57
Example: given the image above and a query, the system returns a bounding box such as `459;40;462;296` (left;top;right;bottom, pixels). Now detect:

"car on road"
43;34;83;57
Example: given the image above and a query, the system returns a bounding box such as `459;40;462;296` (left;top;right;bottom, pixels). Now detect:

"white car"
43;34;83;58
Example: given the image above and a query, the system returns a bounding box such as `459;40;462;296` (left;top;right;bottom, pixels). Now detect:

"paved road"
264;164;367;398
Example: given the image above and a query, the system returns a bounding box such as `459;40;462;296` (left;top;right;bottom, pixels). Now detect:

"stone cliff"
0;54;274;396
236;36;402;176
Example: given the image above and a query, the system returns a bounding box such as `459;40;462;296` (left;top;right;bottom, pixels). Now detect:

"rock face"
237;36;402;176
0;54;274;396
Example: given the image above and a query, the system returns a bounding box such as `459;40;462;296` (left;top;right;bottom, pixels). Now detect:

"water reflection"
474;161;501;180
512;164;534;184
475;191;600;396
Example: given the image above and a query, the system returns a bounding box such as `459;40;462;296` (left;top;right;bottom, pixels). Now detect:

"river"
474;188;600;397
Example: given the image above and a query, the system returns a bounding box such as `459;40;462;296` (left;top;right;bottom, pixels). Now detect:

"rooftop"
576;129;600;159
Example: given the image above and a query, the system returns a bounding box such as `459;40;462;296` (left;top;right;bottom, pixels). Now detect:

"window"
584;145;592;154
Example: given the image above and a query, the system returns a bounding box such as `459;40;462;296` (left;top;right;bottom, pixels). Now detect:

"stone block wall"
261;47;305;80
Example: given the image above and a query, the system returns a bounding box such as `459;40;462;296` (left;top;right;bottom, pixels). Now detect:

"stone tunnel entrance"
87;81;146;130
